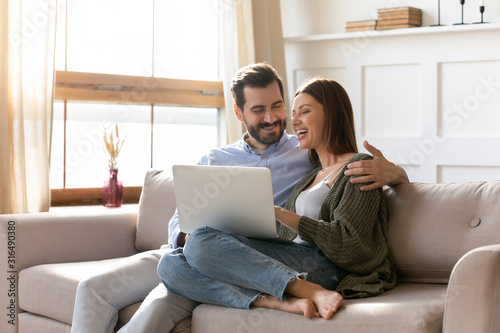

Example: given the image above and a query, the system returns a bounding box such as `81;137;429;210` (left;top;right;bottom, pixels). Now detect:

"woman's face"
292;92;326;151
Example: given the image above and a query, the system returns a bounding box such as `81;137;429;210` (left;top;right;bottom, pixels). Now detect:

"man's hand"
344;141;409;191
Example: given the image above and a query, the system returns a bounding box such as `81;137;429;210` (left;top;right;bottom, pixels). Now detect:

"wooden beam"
55;71;225;107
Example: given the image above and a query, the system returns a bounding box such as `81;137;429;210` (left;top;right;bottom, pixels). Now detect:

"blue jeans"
157;227;344;309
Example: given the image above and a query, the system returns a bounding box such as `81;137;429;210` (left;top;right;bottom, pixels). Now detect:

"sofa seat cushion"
116;302;142;331
19;312;71;333
19;258;126;325
191;283;447;333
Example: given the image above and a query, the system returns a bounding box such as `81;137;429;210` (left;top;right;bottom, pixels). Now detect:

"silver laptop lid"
172;165;278;239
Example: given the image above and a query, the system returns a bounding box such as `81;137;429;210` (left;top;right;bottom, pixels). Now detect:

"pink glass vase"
103;168;123;207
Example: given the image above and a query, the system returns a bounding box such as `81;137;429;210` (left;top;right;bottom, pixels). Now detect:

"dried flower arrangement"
103;124;126;170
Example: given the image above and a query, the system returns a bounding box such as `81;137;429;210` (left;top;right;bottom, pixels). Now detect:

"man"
71;63;408;333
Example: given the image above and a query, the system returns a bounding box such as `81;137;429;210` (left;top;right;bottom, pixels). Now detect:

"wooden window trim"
51;187;143;206
51;70;224;206
55;71;225;107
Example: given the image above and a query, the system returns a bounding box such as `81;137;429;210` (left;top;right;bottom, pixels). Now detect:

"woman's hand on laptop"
274;206;301;232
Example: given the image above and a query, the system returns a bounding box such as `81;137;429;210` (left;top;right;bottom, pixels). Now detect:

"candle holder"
453;0;469;25
431;0;445;26
473;5;489;24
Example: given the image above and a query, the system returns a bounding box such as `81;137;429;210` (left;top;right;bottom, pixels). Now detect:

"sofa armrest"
0;206;139;271
0;206;140;333
0;207;141;272
443;244;500;333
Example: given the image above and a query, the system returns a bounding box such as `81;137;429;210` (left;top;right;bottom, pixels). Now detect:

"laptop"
172;165;279;239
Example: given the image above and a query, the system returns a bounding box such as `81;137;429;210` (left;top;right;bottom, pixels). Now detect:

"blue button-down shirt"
168;131;314;248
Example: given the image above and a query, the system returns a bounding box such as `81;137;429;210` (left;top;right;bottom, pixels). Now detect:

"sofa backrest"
136;169;176;251
135;169;500;284
385;181;500;283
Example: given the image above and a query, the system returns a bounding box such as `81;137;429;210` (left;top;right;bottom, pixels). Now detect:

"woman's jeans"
157;227;344;309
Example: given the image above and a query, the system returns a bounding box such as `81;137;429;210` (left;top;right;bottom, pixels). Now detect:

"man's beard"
246;118;287;146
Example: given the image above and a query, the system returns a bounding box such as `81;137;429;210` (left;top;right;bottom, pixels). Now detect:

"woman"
158;77;396;319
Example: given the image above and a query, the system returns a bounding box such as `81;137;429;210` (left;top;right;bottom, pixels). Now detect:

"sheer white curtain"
218;0;288;144
219;0;246;144
0;0;57;214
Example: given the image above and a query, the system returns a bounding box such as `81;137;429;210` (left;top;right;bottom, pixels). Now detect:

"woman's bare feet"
252;295;320;318
311;289;343;320
285;278;343;319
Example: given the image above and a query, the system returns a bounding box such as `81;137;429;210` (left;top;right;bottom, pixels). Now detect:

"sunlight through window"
51;0;221;200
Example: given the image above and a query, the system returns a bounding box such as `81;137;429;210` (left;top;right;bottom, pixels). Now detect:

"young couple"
71;63;406;333
158;64;399;320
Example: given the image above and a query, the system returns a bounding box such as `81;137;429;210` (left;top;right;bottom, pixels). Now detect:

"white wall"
280;0;500;183
281;0;500;37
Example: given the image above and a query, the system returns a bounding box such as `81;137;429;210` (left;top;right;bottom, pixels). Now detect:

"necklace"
322;161;348;183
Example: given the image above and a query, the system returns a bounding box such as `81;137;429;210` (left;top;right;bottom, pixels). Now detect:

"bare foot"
285;278;343;319
311;290;343;320
253;295;320;318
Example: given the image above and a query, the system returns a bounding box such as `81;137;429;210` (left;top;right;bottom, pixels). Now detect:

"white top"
295;162;346;219
295;180;331;220
294;179;331;245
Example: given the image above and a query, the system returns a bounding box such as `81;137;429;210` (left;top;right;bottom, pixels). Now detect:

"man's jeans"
158;227;344;309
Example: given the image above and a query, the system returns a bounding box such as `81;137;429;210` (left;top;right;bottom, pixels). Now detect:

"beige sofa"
1;169;500;333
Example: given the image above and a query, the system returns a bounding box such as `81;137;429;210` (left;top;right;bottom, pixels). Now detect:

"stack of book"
376;7;422;30
345;19;377;32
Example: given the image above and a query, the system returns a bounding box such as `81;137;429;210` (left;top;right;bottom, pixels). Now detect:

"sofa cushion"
116;302;141;331
136;169;176;251
18;312;71;333
191;283;446;333
18;258;125;325
385;181;500;283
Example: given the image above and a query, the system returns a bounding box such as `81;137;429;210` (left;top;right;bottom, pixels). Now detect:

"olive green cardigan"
278;153;397;299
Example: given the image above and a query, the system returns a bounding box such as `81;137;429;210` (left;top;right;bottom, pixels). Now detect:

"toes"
320;294;343;319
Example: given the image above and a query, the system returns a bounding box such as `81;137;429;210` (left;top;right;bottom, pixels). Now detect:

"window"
51;0;224;205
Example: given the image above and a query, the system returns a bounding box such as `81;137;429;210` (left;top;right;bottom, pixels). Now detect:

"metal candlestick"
454;0;469;25
431;0;445;26
473;5;489;24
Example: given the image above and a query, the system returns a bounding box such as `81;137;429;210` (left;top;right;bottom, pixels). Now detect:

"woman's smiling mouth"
295;129;308;140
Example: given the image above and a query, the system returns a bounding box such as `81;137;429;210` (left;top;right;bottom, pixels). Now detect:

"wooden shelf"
284;22;500;42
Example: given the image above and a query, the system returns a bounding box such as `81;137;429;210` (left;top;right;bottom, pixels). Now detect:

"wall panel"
284;24;500;183
439;60;500;137
363;64;421;137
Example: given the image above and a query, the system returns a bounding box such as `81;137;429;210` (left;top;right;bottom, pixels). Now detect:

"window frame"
51;70;224;206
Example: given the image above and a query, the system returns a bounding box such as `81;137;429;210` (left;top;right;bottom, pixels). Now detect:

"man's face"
235;81;287;150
